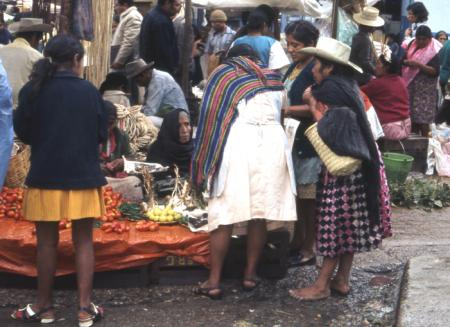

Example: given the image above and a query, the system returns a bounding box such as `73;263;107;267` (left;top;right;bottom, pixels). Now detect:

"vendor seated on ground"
100;101;132;177
99;72;131;107
361;51;411;141
146;109;193;176
125;58;188;128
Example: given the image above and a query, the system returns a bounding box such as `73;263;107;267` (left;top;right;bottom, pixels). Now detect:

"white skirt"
207;91;297;233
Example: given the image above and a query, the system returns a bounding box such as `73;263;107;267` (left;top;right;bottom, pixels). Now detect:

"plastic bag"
429;137;450;177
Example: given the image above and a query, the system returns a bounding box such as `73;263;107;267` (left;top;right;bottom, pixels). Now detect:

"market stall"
0;185;210;277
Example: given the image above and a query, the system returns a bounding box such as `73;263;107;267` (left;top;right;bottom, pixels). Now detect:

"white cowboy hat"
9;18;52;34
300;37;363;73
353;6;384;27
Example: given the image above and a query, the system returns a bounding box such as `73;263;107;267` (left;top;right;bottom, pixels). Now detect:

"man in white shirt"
111;0;143;70
126;59;188;127
0;18;51;107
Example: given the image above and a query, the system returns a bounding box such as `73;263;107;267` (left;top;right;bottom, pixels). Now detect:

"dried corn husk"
85;0;114;87
115;104;159;160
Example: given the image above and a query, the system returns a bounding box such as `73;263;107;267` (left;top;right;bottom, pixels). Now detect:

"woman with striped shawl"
191;44;297;299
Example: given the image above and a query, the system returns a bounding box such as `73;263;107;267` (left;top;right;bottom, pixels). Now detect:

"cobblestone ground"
0;207;449;327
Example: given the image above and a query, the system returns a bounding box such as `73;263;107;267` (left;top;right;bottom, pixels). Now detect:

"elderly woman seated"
100;101;131;177
146;109;193;176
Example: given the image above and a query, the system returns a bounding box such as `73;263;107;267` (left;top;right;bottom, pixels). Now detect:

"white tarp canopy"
192;0;380;19
192;0;308;12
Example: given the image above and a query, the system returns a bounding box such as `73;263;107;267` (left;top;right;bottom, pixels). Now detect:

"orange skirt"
23;188;105;222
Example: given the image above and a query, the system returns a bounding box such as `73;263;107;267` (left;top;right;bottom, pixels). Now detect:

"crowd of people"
0;0;449;326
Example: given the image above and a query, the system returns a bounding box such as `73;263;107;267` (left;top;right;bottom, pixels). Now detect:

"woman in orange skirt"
12;35;107;327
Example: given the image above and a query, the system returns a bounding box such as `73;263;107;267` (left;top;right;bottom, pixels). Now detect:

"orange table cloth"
0;219;210;277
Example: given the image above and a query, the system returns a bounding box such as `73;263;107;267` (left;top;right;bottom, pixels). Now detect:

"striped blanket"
191;56;284;189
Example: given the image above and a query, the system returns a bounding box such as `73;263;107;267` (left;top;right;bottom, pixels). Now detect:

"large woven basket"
5;144;30;188
305;123;362;176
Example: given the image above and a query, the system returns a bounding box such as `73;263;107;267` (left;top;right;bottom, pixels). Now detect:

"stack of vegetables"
0;186;187;234
0;187;24;220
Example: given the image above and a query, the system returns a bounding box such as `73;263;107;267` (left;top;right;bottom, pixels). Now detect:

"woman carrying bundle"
289;38;392;301
191;44;296;299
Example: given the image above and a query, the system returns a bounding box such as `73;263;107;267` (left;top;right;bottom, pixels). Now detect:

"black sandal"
193;284;223;300
242;278;261;292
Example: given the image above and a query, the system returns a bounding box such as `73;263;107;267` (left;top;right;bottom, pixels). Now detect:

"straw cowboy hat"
300;37;363;73
9;18;52;34
353;6;384;27
125;59;155;79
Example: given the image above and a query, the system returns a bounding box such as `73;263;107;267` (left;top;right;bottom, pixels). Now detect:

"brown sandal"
193;284;223;300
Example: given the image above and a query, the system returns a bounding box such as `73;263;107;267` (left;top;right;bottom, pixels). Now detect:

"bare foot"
330;278;351;296
289;285;330;301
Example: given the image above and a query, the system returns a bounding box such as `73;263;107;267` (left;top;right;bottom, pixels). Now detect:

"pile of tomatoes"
135;220;160;232
59;219;72;230
1;186;165;235
100;186;123;223
0;187;24;220
101;221;129;234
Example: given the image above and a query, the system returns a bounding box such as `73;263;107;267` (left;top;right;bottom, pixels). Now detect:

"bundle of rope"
115;104;159;160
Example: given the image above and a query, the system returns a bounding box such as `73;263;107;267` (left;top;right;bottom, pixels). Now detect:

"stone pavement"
398;256;450;327
0;207;448;326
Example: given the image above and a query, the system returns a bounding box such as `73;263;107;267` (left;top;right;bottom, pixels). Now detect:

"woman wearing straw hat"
350;6;384;86
289;37;392;301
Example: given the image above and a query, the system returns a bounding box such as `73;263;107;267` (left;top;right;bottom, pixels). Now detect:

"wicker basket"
305;123;362;176
5;144;30;188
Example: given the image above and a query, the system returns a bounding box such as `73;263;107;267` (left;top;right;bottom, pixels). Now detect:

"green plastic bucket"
382;152;414;184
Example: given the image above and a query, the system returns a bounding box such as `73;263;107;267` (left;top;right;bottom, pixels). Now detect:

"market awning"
192;0;380;19
192;0;306;11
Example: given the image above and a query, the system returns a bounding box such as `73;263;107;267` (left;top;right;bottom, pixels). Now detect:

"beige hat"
300;37;363;73
353;7;384;27
9;18;52;34
210;9;227;22
125;59;155;79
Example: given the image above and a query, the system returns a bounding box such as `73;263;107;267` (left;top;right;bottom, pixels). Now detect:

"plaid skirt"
315;162;392;258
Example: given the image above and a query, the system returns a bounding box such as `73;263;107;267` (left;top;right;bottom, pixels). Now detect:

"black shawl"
147;109;194;174
312;75;381;226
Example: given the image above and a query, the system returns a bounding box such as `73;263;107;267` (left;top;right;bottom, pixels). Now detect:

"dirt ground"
0;207;449;327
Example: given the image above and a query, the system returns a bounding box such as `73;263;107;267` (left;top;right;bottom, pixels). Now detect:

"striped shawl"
191;56;284;189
